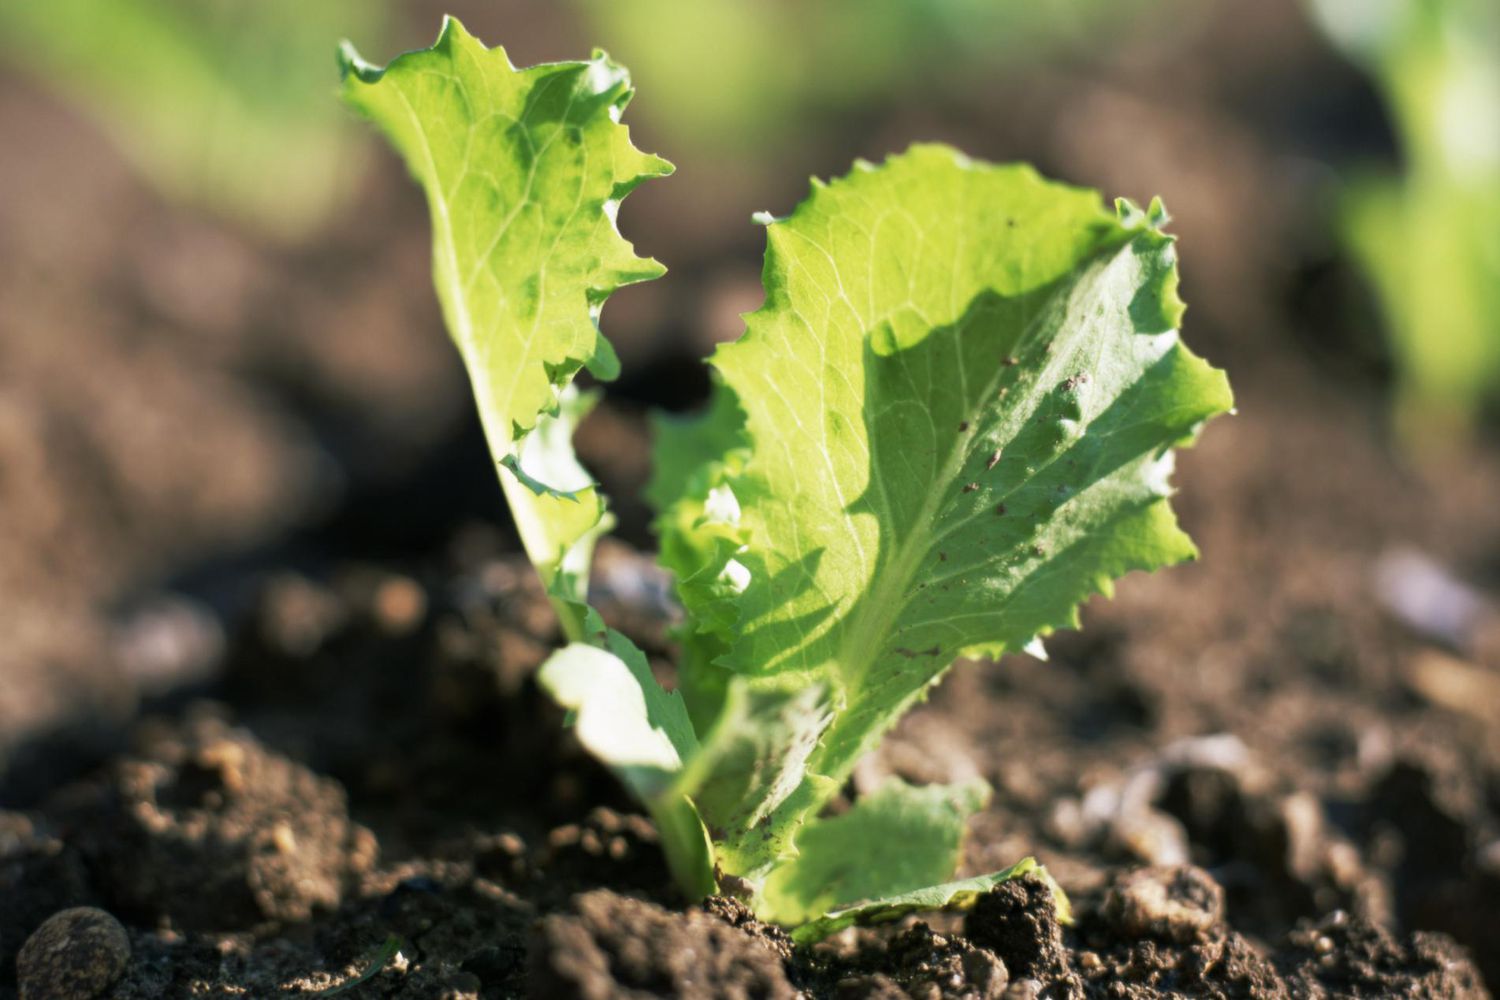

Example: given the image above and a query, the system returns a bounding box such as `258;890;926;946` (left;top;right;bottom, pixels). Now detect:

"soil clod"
529;890;797;999
1100;865;1223;943
50;709;375;930
965;876;1080;997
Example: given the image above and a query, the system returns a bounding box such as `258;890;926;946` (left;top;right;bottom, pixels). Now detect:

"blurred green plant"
0;0;388;239
575;0;1163;154
1310;0;1500;440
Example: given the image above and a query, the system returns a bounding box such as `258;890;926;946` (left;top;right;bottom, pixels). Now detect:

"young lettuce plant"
341;18;1232;941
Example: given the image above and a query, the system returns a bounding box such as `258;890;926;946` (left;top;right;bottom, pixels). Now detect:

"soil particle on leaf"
48;707;376;930
528;889;797;999
15;907;129;1000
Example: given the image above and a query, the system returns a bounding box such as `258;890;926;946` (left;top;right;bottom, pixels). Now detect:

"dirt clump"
1100;865;1223;943
0;545;1494;997
529;889;798;999
1069;868;1488;999
47;708;376;930
835;923;1012;999
1277;910;1489;998
966;875;1080;996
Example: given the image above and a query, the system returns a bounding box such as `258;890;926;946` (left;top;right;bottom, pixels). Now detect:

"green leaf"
498;385;612;637
659;144;1232;896
646;381;751;517
675;679;837;881
648;384;753;726
760;777;990;927
340;17;672;638
787;856;1068;945
647;387;752;642
537;630;716;897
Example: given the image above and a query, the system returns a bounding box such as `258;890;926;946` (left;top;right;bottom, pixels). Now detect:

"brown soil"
4;0;1500;996
5;419;1498;997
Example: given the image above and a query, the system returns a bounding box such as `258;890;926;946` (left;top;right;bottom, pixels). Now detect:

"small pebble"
1004;977;1043;999
17;907;130;1000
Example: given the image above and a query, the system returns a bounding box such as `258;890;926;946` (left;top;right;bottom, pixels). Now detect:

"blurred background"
2;0;1499;977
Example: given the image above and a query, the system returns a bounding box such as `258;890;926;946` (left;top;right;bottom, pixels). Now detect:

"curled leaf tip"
336;40;381;83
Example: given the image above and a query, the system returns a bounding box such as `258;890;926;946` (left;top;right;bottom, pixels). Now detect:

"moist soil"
5;0;1500;996
4;376;1499;997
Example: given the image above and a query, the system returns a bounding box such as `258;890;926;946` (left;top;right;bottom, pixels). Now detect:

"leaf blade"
787;857;1069;945
340;18;672;636
760;777;991;927
660;145;1232;894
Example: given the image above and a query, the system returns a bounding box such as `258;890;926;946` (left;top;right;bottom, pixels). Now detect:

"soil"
4;0;1500;996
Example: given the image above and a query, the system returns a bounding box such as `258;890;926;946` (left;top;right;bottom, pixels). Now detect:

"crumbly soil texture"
5;406;1500;999
5;0;1500;995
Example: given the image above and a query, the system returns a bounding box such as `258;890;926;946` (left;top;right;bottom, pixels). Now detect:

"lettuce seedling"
341;19;1232;940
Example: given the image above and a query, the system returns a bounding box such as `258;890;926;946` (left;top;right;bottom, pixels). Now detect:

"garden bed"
4;357;1497;995
2;0;1498;995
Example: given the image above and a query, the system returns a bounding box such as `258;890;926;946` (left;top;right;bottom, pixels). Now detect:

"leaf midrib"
826;236;1126;730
